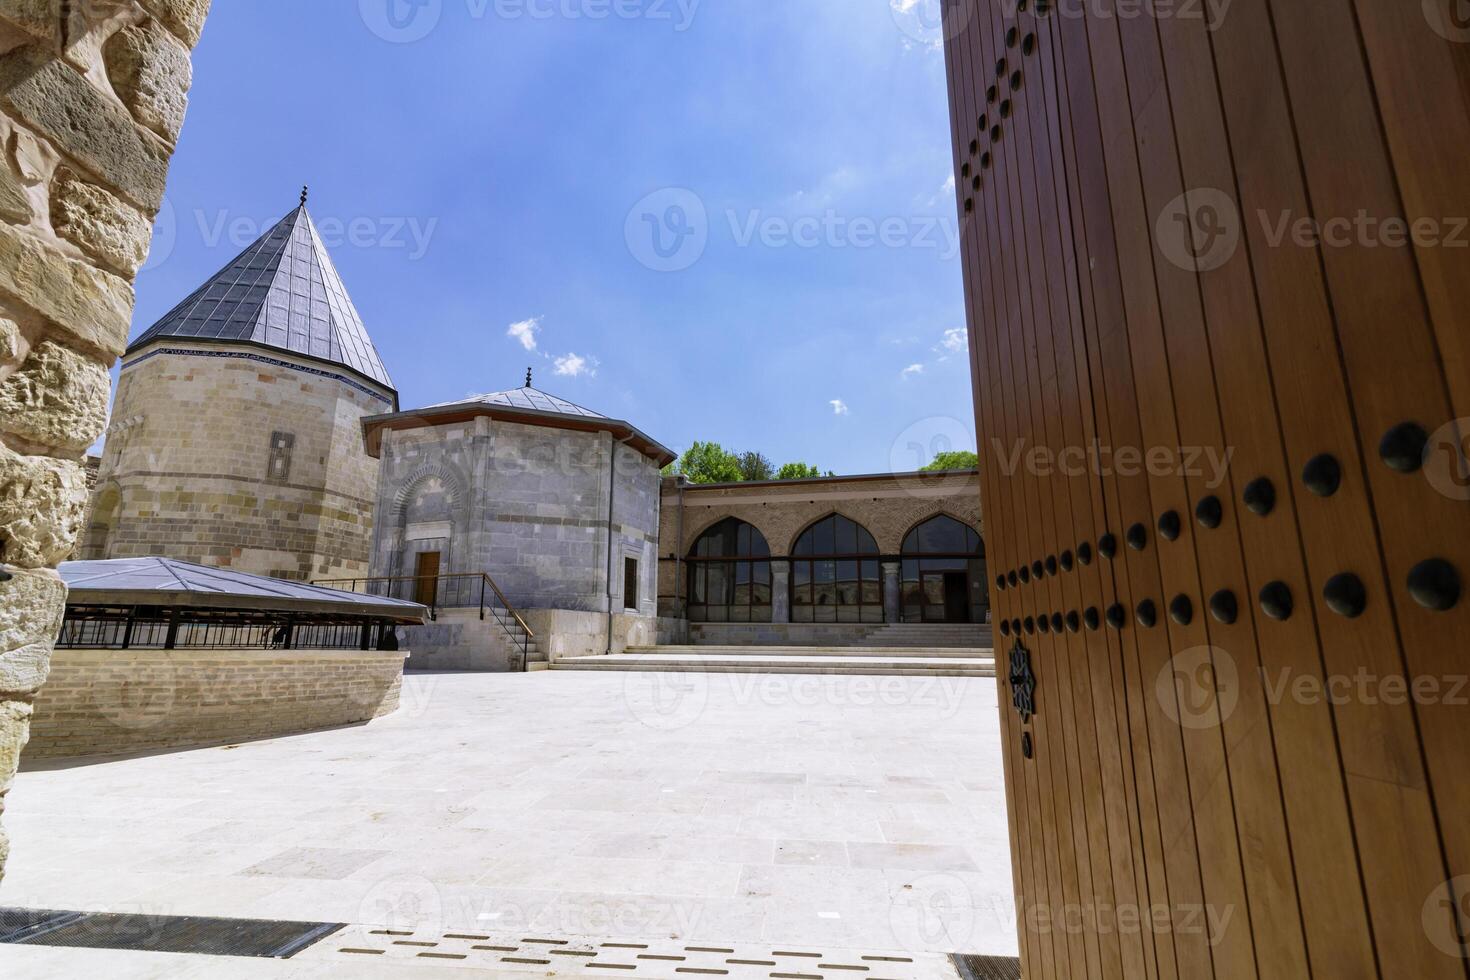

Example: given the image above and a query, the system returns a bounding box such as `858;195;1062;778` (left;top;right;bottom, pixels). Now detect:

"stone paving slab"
0;672;1018;972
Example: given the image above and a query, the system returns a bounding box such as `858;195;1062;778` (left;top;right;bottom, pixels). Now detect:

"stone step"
551;653;996;677
625;644;992;658
864;627;992;634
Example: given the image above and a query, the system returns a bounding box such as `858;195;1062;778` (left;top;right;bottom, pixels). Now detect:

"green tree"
776;462;824;481
675;441;744;484
737;451;775;482
922;450;980;472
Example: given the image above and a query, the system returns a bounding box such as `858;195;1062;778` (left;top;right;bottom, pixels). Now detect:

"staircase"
855;623;994;649
552;644;995;677
313;571;545;673
396;607;545;672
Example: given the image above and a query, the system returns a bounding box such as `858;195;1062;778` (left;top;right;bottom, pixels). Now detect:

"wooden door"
413;551;441;608
942;0;1470;976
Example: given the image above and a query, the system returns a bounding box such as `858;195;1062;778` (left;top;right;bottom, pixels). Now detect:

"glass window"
686;518;772;623
789;515;885;624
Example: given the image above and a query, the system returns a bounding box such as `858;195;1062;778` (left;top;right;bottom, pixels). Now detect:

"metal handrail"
314;572;535;671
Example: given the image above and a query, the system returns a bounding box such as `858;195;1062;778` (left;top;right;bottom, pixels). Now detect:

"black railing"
56;606;396;652
315;572;535;672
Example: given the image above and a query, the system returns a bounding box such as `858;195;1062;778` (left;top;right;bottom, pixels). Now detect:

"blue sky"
129;0;973;474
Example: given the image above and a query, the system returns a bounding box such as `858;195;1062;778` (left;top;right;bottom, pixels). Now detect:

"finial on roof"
300;185;309;208
525;367;533;388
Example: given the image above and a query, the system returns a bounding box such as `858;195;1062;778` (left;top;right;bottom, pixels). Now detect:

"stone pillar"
770;559;790;624
882;561;902;624
0;0;211;882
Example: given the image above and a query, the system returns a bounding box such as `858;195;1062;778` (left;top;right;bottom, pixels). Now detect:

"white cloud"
785;167;862;209
901;363;925;380
554;352;598;378
830;399;850;416
927;174;956;208
938;327;967;354
507;317;541;352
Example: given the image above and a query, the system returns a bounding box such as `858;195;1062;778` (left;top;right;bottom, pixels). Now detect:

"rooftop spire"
525;367;533;388
300;185;308;208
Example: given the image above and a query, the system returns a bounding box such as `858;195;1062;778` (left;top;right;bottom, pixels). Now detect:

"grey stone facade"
367;392;669;662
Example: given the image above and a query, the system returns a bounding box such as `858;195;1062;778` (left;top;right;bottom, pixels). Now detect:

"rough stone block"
0;565;64;654
0;0;60;46
137;0;209;47
0;641;48;696
0;48;171;211
0;316;19;366
0;222;133;356
50;166;152;275
9;119;57;185
0;339;110;451
0;699;32;794
103;22;189;142
0;149;29;223
0;444;87;567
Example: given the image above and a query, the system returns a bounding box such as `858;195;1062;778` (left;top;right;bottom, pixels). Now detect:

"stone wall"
26;648;404;759
86;340;391;580
398;608;528;673
0;0;211;881
519;607;657;659
372;416;662;637
656;471;984;611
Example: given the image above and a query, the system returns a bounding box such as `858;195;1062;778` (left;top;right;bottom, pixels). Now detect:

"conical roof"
129;204;394;389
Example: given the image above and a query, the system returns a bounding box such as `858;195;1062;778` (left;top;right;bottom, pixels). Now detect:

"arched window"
790;514;883;624
901;515;987;623
687;518;772;623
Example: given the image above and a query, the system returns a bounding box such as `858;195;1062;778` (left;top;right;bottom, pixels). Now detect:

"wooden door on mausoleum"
941;0;1470;976
414;552;442;608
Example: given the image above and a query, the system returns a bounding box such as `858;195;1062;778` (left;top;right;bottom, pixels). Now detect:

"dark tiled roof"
59;557;426;620
429;385;607;419
129;206;394;389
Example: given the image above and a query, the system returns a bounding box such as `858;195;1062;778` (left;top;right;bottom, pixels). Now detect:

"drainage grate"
302;925;961;979
0;907;343;958
0;908;89;944
950;953;1022;980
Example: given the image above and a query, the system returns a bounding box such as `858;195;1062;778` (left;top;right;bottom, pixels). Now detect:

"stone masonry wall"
27;648;404;759
374;418;662;615
89;341;389;580
0;0;211;881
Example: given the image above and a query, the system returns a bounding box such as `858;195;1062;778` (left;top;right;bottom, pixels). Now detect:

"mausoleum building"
82;201;396;582
355;379;675;666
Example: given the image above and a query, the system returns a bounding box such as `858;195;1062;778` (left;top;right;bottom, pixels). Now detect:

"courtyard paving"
0;670;1017;973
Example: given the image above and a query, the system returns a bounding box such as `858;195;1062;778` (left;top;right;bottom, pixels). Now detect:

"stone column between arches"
881;560;902;624
770;559;790;624
0;0;213;882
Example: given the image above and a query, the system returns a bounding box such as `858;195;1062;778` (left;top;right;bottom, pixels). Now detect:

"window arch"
687;518;772;623
790;514;884;624
901;515;987;623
